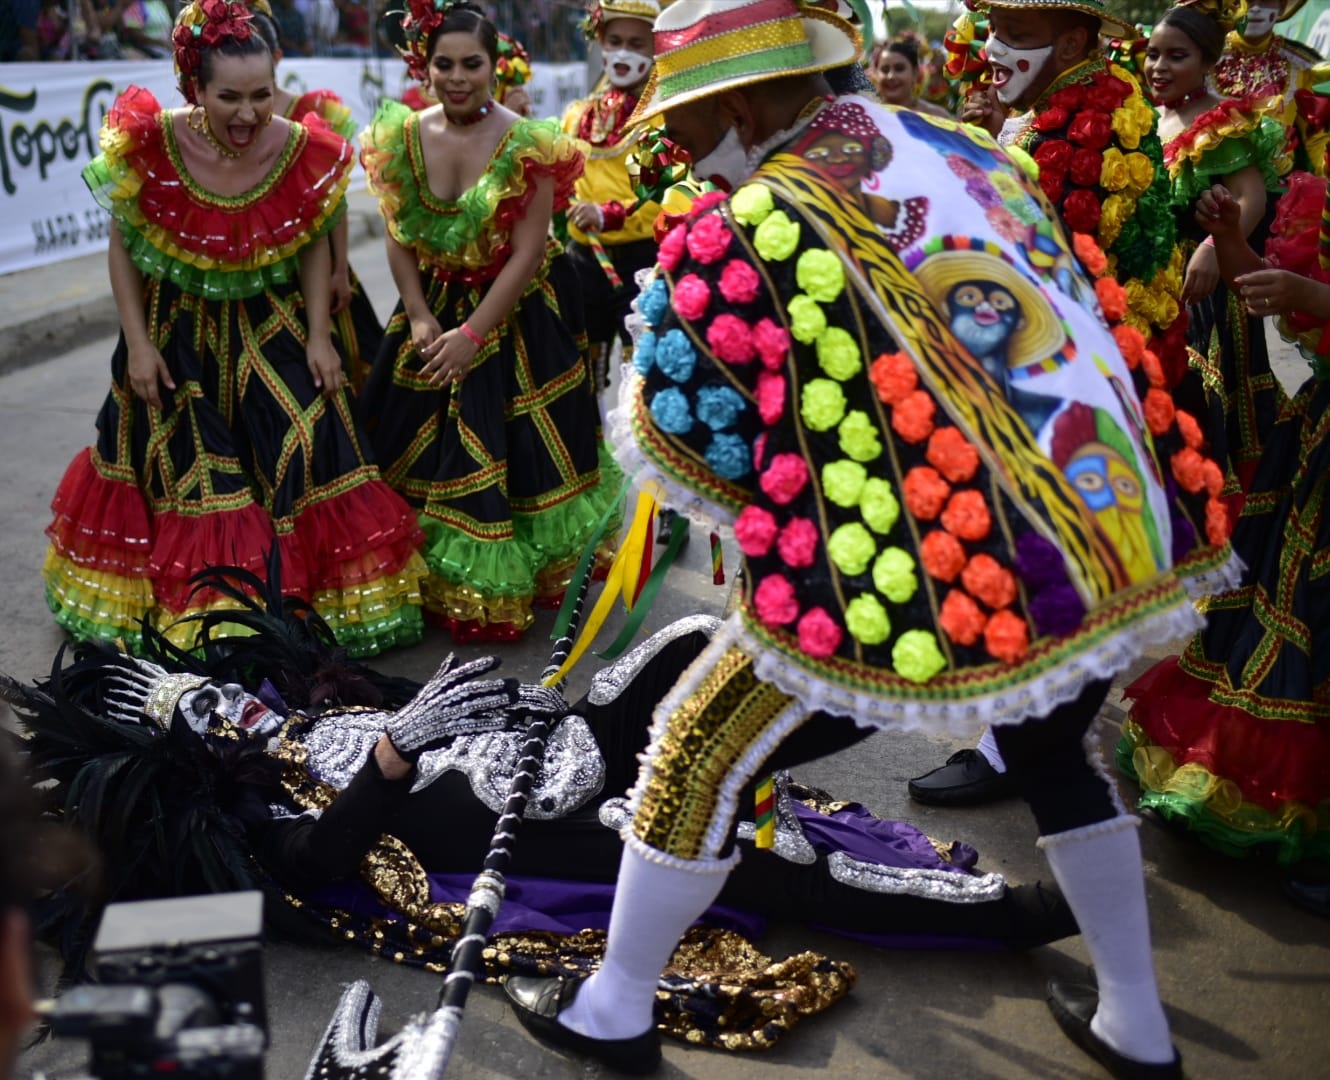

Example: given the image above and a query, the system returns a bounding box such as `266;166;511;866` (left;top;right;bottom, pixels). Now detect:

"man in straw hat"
563;1;664;396
1214;0;1330;173
908;0;1204;814
504;2;1219;1075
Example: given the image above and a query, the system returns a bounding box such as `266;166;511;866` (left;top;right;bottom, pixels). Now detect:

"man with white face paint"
909;0;1198;816
1214;0;1330;174
562;1;663;395
504;2;1220;1075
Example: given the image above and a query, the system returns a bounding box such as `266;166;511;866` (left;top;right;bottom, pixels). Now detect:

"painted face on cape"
177;682;283;738
1064;442;1158;582
947;280;1023;363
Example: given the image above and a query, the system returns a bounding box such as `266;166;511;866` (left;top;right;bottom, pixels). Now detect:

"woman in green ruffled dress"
1148;1;1292;499
358;0;621;642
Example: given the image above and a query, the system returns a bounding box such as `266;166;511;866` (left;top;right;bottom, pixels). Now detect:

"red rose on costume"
1070;147;1104;188
1086;75;1131;112
1033;106;1070;132
1040;174;1065;205
1067;112;1113;150
1033;139;1073;178
1063;189;1102;234
1049;85;1085;111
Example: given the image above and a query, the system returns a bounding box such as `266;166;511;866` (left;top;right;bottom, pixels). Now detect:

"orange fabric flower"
1201;459;1224;498
961;553;1018;609
1095;276;1128;321
1143;388;1176;435
891;389;937;444
941;489;992;541
870;351;918;406
1111;323;1146;369
903;466;951;521
1175;408;1203;450
926;426;981;483
1072;232;1108;278
920;529;968;583
939;589;987;645
1171;447;1207;493
984;609;1030;664
1141;348;1165;390
1205;496;1230;546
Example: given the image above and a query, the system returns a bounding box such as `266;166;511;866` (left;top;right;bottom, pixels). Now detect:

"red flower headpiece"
173;0;257;103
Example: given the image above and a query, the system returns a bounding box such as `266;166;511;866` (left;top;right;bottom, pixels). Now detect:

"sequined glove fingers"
384;654;519;762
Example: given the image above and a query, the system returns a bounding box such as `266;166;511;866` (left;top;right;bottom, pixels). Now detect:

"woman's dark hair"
198;31;273;89
1157;5;1226;64
426;1;499;65
250;10;281;56
887;39;920;69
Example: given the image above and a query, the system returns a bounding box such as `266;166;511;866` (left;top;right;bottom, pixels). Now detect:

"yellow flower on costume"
1099;193;1130;249
1125;152;1155;194
1100;148;1130;192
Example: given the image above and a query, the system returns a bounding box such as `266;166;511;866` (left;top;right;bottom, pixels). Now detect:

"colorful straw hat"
628;0;861;125
978;0;1137;41
586;0;662;35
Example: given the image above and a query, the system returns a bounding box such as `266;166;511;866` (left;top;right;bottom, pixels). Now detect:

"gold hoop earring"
188;104;242;159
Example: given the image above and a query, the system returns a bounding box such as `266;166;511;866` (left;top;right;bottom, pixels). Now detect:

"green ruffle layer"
1170;116;1289;205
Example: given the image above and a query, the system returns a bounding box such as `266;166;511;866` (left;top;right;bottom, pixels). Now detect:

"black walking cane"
303;566;595;1079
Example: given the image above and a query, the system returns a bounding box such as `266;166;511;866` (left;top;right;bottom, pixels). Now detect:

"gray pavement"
2;238;1327;1079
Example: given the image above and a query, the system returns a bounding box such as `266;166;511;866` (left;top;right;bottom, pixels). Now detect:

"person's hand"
503;86;533;117
384;654;518;762
330;263;352;314
306;335;345;396
569;201;603;232
1194;185;1243;240
1233;267;1305;317
126;341;175;409
419;327;478;387
960;86;1005;138
1181;242;1221;306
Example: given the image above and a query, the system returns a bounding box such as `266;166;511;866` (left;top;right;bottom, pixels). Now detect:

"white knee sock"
976;726;1008;772
1039;816;1175;1065
558;840;733;1041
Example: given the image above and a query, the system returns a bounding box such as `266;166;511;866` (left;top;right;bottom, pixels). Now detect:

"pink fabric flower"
759;453;809;505
776;517;819;568
673;274;711;322
757;371;786;425
690;191;728;218
686;214;734;264
657;225;687;273
755;573;800;626
735;505;779;557
707;313;757;365
752;317;791;370
718;259;762;304
753;431;768;470
797;607;843;659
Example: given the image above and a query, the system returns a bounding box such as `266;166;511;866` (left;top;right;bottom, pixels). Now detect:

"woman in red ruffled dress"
357;1;620;643
41;0;427;659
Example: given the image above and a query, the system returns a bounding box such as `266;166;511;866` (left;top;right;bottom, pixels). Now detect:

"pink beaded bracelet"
459;322;484;347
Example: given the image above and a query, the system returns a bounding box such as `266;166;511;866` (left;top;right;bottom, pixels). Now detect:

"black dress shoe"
504;974;662;1075
908;748;1019;806
1001;881;1081;949
1046;979;1182;1079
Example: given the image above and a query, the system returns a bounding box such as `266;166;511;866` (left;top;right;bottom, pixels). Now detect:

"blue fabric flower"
633;331;658;375
705;432;753;479
695;385;747;431
650;387;694;434
640;278;670;329
656;329;697;383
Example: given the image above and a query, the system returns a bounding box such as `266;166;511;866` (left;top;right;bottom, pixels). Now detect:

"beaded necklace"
446;98;497;127
189;106;242;159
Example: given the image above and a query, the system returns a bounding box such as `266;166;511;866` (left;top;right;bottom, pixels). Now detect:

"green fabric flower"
731;183;775;226
845;593;891;645
838;410;882;463
872;546;918;604
827;522;877;577
860;477;900;535
788;294;826;344
753;209;800;262
893;629;947;683
816;326;862;381
822;459;868;507
801;378;847;431
796;248;845;303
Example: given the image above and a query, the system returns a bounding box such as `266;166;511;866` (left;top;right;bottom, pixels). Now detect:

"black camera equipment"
40;892;267;1079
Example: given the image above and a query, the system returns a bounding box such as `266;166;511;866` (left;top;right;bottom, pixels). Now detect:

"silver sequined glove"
511;682;569;719
384;654;518;763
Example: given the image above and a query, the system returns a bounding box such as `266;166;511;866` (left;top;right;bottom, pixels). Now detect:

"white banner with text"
0;58;589;276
